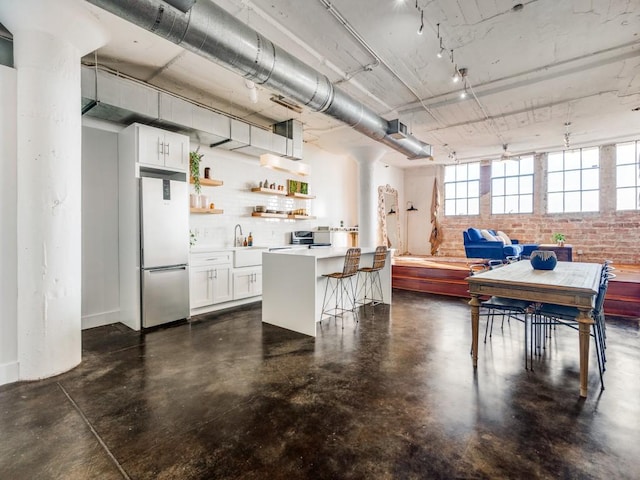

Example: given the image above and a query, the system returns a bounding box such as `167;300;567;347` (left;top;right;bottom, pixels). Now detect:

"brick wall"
437;145;640;265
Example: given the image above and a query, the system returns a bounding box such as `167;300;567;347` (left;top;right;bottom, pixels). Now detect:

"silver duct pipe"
87;0;433;159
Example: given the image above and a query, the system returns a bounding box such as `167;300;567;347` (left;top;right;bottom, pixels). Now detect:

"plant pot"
530;250;557;270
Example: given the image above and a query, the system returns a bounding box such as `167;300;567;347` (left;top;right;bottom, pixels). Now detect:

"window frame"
615;141;640;211
490;155;534;215
546;147;600;213
444;162;480;216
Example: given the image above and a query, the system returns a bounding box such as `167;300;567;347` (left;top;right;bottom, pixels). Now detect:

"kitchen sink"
233;246;268;267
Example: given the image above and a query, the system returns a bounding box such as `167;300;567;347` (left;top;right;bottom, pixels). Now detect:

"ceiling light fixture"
501;144;511;160
460;80;468;99
437;38;444;58
564;122;571;149
417;9;424;35
453;66;467;83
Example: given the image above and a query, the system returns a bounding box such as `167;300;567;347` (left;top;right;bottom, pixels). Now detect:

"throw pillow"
496;230;512;245
480;229;499;241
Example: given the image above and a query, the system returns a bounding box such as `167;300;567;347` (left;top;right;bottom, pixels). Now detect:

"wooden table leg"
469;294;481;368
577;308;595;398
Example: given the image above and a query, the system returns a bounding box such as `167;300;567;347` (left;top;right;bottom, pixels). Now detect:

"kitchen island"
262;247;392;337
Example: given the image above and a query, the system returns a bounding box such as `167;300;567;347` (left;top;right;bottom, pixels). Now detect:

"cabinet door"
234;269;262;300
251;271;263;296
137;125;164;167
190;266;214;308
212;265;232;304
164;130;188;171
233;271;253;300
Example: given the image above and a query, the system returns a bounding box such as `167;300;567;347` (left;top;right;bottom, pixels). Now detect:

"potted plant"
189;148;204;194
552;233;566;247
189;148;204;208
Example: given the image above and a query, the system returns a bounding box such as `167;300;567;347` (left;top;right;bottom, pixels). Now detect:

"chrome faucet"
234;224;243;247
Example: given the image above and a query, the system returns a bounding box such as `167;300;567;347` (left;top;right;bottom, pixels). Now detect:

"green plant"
190;230;197;247
552;233;566;243
189;148;204;194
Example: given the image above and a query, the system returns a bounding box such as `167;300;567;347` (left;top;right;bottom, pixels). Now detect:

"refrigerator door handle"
147;265;187;273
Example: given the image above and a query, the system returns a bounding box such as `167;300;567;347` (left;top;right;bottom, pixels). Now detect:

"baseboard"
0;361;19;386
82;309;121;330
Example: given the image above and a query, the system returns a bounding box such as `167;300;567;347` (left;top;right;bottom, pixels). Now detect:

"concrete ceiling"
81;0;640;167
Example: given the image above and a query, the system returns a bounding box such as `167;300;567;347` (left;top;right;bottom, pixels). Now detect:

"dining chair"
469;262;534;369
533;272;609;390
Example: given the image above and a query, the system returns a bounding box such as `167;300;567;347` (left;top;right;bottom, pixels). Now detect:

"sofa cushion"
480;229;500;242
467;228;483;242
496;230;512;245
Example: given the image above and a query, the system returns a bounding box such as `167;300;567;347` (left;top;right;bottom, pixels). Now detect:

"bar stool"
357;246;388;312
320;248;361;326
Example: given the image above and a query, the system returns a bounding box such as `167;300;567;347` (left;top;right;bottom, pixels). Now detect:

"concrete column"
0;0;107;380
349;147;386;249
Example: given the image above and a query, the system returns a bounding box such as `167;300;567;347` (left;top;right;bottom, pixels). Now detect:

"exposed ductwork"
86;0;433;160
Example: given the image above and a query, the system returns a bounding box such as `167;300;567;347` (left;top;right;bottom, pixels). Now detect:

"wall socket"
577;249;583;255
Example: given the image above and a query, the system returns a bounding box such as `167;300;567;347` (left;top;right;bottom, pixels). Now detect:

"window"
547;147;599;213
491;156;534;214
616;141;640;210
444;162;480;216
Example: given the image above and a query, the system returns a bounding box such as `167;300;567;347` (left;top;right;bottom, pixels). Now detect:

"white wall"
403;165;439;255
0;65;18;384
81;124;120;329
189;142;358;249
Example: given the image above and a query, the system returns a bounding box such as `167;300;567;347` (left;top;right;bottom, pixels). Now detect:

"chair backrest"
594;277;609;314
469;263;490;275
370;246;388;271
342;248;361;276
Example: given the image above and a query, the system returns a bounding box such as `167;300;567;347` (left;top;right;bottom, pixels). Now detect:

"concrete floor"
1;290;639;479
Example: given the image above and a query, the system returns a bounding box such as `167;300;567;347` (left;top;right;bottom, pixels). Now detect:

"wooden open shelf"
251;212;316;220
191;177;223;187
250;187;287;196
190;208;223;214
286;192;315;199
252;212;287;219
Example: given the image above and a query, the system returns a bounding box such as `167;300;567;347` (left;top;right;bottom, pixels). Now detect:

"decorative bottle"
248;232;253;246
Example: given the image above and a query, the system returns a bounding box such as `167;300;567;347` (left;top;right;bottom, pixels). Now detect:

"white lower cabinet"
190;251;232;308
233;268;262;300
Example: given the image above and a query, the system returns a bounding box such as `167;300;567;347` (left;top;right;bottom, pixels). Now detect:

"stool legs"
358;269;384;313
320;275;359;327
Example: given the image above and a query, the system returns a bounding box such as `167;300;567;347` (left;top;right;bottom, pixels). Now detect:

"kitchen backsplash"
188;144;357;249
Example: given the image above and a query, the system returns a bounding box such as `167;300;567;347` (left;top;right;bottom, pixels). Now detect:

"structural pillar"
0;0;107;380
350;146;386;249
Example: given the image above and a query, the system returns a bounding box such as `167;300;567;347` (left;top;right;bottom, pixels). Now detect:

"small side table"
537;244;573;262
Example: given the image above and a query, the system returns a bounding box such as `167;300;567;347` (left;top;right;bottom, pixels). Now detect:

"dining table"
467;260;602;397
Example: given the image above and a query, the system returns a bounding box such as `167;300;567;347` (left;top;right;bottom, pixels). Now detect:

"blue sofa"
463;228;538;261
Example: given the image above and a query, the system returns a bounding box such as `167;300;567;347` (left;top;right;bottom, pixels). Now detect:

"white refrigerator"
140;176;190;327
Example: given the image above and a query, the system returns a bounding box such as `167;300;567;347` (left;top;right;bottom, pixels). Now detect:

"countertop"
265;246;377;259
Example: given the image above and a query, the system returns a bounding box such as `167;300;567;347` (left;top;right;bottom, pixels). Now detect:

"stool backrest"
342;248;361;276
371;246;388;270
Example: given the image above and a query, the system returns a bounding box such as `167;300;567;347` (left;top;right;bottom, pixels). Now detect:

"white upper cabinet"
125;123;189;172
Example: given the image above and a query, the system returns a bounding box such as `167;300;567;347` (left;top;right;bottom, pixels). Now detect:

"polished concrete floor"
1;290;639;479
